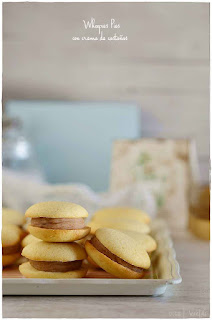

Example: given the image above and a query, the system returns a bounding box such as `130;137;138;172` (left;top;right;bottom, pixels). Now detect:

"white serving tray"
3;219;182;296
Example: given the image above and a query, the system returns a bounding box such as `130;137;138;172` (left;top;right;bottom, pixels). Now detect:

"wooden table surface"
3;228;210;319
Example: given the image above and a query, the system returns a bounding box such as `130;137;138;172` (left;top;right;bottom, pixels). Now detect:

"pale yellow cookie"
22;241;87;262
19;262;88;279
92;207;150;224
95;228;150;268
85;241;145;279
85;228;150;279
20;241;88;278
87;256;100;268
28;226;90;242
87;219;150;234
2;224;21;267
25;201;88;218
2;224;21;247
3;253;20;267
2;208;26;226
120;230;157;252
25;201;90;242
21;234;41;248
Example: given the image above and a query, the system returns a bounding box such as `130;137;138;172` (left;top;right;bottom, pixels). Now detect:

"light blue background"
6;101;141;191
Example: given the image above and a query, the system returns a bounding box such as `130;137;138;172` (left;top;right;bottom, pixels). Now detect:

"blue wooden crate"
6;101;141;191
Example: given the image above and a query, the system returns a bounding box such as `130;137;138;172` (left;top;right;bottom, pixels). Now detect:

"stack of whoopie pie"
2;224;22;267
2;208;27;240
2;208;26;268
19;201;91;278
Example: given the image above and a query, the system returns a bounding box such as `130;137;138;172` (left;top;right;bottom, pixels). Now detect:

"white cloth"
3;168;159;219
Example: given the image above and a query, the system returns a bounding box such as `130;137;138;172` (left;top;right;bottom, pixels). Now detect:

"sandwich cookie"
2;224;21;267
120;230;157;253
88;219;150;234
21;234;41;248
26;201;90;242
92;207;151;224
3;208;27;239
20;241;88;278
2;208;26;227
87;256;99;268
85;228;150;279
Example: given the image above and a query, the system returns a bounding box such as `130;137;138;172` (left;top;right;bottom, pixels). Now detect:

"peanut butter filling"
90;236;144;274
31;217;85;230
2;243;21;255
29;260;82;272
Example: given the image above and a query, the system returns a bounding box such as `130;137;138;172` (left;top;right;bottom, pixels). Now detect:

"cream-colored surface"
85;241;144;279
120;230;157;252
2;224;21;246
21;234;41;248
19;262;88;279
95;228;150;269
2;208;26;226
22;241;87;262
92;207;150;224
28;225;90;242
25;201;88;218
2;253;20;267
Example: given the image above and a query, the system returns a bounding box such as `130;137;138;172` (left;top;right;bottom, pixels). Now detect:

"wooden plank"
3;59;209;95
3;85;209;158
136;95;209;158
3;2;209;61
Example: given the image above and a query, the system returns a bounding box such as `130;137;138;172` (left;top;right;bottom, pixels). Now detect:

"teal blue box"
6;101;141;191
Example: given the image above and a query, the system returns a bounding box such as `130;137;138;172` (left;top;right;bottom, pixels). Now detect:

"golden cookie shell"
92;207;150;224
28;226;90;242
2;208;26;226
2;224;21;247
85;241;144;279
87;256;100;268
88;220;150;235
21;234;41;248
22;241;87;262
95;228;150;269
120;231;157;253
3;253;20;267
19;262;88;278
25;201;88;218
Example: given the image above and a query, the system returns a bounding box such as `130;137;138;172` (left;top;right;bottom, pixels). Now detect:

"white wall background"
3;2;209;182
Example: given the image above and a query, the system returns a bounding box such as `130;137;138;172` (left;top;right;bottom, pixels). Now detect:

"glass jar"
189;184;210;240
2;115;44;182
